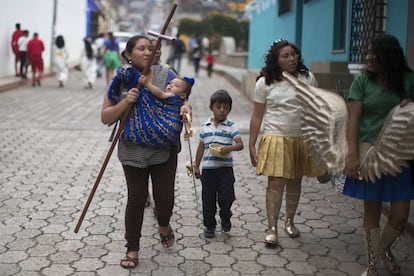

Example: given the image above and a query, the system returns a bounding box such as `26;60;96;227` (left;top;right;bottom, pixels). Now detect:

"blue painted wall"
301;0;350;65
247;2;276;69
386;0;409;53
247;0;410;70
247;1;297;69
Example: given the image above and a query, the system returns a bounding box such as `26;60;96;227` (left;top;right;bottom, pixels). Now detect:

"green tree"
178;12;249;51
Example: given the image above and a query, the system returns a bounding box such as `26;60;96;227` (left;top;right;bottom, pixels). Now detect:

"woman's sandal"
120;252;138;269
159;225;175;248
265;226;278;248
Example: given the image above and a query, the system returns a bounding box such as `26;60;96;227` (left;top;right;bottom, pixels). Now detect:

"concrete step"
311;61;350;73
313;71;353;96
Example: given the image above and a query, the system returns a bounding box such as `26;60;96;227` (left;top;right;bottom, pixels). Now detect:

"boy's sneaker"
204;227;215;238
221;220;232;232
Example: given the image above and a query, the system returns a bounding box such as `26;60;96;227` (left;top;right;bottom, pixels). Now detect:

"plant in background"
178;12;249;52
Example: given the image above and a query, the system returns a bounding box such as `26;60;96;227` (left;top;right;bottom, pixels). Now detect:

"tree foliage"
178;12;249;51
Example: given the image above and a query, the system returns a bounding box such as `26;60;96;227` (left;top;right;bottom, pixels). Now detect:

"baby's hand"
138;75;148;85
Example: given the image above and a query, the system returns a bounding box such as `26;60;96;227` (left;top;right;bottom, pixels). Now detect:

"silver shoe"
379;223;401;275
265;226;278;247
284;218;300;238
381;247;400;275
360;268;378;276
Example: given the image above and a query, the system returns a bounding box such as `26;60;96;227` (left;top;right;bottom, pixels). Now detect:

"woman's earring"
128;60;132;64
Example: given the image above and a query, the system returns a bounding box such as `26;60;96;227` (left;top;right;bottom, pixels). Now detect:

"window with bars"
349;0;387;62
89;12;100;38
333;0;347;52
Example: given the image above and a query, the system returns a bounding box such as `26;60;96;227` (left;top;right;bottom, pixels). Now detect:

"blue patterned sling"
108;67;183;146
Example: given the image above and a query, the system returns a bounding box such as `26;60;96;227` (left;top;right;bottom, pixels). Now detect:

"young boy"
193;89;244;238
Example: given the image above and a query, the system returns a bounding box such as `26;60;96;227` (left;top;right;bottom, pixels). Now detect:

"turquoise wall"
301;0;349;65
247;1;297;69
386;0;409;53
247;0;410;70
247;0;350;69
247;3;278;69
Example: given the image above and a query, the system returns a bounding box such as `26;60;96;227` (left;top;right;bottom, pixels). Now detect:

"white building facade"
1;0;87;77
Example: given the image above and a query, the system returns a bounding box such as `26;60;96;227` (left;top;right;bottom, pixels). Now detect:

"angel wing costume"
282;71;414;183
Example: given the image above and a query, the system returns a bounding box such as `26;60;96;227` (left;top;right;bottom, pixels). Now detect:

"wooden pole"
74;3;178;233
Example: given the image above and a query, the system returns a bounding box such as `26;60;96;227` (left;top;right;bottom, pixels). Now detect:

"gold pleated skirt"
256;135;323;179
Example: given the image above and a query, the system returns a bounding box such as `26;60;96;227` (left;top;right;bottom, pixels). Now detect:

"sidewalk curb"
200;63;253;105
0;71;56;93
0;78;27;93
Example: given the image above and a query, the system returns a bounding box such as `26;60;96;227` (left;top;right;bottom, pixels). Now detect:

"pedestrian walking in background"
169;33;186;75
94;33;105;78
80;37;96;89
103;32;120;86
11;23;23;77
249;39;323;248
191;40;202;77
206;48;214;77
342;34;414;276
27;32;44;87
17;30;30;79
54;35;69;87
201;35;210;53
101;35;191;269
187;34;197;65
193;89;244;238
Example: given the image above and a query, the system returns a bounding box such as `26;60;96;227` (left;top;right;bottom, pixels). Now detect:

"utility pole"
50;0;57;73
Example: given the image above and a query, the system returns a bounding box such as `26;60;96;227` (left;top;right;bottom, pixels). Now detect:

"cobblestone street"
0;60;413;276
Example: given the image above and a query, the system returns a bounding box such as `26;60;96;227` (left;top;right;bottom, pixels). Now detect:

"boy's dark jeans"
201;167;236;228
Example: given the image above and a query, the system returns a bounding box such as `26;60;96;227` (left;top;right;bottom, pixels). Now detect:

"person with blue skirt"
343;34;414;276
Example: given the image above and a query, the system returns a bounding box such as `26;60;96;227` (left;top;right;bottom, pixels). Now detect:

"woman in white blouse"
249;39;322;247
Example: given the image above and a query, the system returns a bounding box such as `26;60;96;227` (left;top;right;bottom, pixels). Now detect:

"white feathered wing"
282;71;348;175
359;104;414;182
283;71;414;182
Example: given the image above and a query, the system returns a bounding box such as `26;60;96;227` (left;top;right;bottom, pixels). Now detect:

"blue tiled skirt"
343;163;414;202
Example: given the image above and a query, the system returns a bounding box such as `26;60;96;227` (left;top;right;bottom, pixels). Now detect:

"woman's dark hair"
121;35;151;62
83;38;93;60
366;34;412;98
257;39;309;85
55;35;65;49
210;89;232;110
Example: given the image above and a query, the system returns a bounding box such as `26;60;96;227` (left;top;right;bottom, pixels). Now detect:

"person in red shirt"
11;23;23;76
206;48;215;77
27;33;45;87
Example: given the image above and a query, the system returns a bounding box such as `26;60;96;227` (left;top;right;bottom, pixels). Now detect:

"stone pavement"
0;59;413;276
